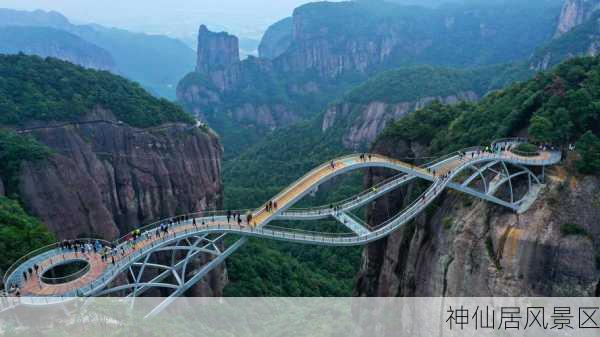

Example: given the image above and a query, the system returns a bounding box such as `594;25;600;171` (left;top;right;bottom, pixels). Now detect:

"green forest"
380;57;600;172
0;54;194;128
221;55;600;296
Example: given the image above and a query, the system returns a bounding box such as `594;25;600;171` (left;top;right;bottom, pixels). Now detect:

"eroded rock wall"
355;141;600;297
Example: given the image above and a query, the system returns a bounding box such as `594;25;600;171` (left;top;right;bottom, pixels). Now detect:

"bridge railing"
111;209;256;248
4;141;564;296
40;260;92;285
283;172;409;216
262;224;356;238
344;211;368;228
252;154;362;218
3;238;110;291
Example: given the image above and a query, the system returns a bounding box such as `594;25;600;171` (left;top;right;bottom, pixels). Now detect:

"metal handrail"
3;238;110;289
261;224;356;238
284;172;408;214
3;140;563;295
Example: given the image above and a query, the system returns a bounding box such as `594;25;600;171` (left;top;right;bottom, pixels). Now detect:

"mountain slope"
356;56;600;297
0;54;193;128
532;10;600;70
0;26;115;71
220;62;534;296
179;0;562;156
0;9;196;99
0;54;225;294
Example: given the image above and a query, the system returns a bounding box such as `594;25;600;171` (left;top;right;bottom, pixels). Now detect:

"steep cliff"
319;64;534;151
178;0;561;155
531;10;600;71
0;55;226;295
18;110;222;240
196;25;240;73
555;0;600;37
258;17;293;59
354;56;600;297
356;142;599;296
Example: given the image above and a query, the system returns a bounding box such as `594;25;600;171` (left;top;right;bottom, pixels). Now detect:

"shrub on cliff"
0;54;194;128
0;129;51;196
0;196;54;276
576;131;600;174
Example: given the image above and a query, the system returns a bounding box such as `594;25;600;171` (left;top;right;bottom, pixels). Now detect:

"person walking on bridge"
330;160;335;170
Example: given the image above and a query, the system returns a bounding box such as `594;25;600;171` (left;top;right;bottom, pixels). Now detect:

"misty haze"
0;1;598;334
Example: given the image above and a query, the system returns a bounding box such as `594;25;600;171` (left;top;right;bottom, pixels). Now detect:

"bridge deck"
4;142;561;299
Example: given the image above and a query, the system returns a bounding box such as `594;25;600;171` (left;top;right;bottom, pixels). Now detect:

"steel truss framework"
93;160;544;316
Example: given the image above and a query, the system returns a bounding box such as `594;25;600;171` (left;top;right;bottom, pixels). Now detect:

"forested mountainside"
220;0;600;294
177;0;563;156
532;10;600;70
355;56;600;296
0;9;195;99
554;0;600;37
0;26;115;71
219;62;531;295
0;55;225;295
257;17;293;60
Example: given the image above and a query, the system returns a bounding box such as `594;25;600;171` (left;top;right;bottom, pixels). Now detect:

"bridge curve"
3;139;561;305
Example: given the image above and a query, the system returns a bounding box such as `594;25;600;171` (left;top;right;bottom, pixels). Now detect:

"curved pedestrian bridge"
3;139;561;310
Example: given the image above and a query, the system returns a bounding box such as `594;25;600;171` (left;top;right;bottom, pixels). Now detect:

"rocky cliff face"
196;25;240;73
16;108;226;296
355;140;600;296
18;108;222;241
178;1;560;155
258;17;293;60
531;10;600;71
322;92;478;150
555;0;600;37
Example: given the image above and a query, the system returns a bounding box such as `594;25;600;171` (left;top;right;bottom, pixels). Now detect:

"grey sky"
0;0;340;42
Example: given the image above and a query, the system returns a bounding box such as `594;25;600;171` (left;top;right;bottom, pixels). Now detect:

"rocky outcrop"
178;0;560;153
17;109;225;296
196;25;239;73
258;17;293;59
18;108;222;240
322;92;478;150
555;0;600;37
355;140;600;296
531;10;600;71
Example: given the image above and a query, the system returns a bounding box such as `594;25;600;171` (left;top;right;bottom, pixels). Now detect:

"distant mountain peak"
555;0;600;37
196;24;239;73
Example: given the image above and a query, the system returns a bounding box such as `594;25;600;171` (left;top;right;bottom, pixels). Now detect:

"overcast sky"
0;0;339;42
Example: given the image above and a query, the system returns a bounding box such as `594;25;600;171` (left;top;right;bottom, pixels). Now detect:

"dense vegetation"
0;196;55;276
219;60;540;296
531;11;600;71
344;64;532;105
0;8;196;100
0;129;51;196
0;54;194;127
222;114;364;295
380;56;600;173
294;0;562;68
